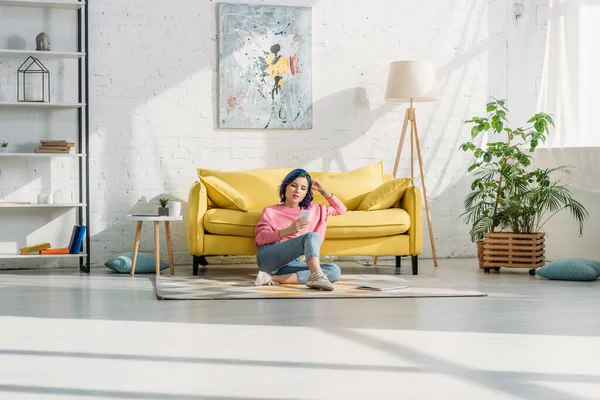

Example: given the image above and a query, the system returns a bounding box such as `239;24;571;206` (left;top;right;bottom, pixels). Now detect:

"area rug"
154;274;486;300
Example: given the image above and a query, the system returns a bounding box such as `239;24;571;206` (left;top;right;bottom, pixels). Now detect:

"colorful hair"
279;169;313;209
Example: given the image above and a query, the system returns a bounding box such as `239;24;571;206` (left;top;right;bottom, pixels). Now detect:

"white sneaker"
254;271;278;286
306;272;334;291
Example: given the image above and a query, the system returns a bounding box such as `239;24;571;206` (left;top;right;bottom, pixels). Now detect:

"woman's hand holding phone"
299;209;310;222
280;217;309;238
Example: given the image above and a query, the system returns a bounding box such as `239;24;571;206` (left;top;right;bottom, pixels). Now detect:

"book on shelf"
39;140;75;148
36;140;76;154
20;242;51;255
68;225;87;254
35;148;73;154
40;248;70;255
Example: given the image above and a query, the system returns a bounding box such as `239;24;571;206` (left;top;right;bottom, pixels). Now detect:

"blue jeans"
256;232;341;284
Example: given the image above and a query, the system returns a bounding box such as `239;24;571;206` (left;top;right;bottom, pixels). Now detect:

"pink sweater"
255;195;347;247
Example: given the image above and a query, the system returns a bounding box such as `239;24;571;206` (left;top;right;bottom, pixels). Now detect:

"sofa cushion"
198;167;292;210
358;178;413;211
200;176;248;211
203;208;410;239
311;162;385;210
204;209;261;237
325;209;410;238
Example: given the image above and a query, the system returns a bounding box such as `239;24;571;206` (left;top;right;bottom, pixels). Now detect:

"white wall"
506;0;600;260
1;0;514;269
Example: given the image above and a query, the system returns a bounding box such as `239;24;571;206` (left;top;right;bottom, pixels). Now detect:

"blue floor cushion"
105;252;169;274
536;258;600;281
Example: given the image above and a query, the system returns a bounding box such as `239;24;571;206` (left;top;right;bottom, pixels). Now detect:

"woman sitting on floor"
254;168;347;291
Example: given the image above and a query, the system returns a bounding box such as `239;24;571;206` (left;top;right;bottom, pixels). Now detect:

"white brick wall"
506;1;600;260
1;0;521;269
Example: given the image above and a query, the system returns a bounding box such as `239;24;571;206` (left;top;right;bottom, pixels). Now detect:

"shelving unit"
0;254;87;259
0;0;84;9
0;0;89;271
0;101;84;108
0;49;85;58
0;203;86;208
0;153;85;157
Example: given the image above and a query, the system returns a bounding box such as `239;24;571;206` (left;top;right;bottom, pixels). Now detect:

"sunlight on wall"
579;3;600;146
539;0;600;148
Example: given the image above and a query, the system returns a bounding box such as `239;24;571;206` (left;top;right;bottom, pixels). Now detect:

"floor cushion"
536;258;600;281
105;252;169;274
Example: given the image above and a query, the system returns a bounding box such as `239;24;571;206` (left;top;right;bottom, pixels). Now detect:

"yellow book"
20;242;51;255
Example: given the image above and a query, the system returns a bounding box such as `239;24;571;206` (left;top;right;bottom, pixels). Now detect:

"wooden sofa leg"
193;256;209;276
395;256;401;275
411;255;418;275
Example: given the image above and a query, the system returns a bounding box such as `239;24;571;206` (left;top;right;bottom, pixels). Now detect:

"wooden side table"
125;215;183;276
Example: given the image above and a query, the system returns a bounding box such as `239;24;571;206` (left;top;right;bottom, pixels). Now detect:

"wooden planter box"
476;240;485;268
482;232;545;272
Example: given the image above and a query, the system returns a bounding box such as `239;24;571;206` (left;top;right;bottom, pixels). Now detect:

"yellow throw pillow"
198;167;291;210
357;178;413;211
310;162;385;210
200;176;248;212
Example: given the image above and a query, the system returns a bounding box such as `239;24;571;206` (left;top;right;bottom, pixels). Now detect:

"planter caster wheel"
484;267;490;273
494;267;500;272
529;269;536;276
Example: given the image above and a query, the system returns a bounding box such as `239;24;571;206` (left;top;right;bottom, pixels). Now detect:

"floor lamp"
380;61;439;267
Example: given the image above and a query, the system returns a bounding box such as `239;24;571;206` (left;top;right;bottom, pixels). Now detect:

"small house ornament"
17;56;50;102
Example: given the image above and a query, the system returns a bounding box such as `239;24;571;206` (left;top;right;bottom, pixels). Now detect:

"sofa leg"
193;256;209;276
411;255;419;275
395;256;402;275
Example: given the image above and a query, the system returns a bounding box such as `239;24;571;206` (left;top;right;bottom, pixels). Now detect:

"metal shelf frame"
0;0;90;272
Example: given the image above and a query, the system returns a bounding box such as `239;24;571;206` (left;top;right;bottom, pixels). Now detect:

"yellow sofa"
187;162;423;275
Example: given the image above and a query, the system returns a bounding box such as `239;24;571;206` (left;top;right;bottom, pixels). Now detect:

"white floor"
1;258;599;400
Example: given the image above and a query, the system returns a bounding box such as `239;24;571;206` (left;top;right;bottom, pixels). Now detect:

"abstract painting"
218;3;312;129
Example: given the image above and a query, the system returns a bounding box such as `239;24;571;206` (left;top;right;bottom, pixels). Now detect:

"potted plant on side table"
459;98;588;274
157;197;170;216
0;141;8;153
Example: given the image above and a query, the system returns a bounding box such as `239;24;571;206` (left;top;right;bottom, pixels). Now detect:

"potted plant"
0;141;8;153
459;98;588;274
157;197;170;216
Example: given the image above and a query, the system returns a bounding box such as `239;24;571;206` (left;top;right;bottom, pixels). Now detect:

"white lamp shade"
384;61;438;102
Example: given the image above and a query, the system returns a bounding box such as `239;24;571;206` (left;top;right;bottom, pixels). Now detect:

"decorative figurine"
36;32;50;51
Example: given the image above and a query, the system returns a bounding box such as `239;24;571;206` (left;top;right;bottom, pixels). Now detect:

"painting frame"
218;2;313;130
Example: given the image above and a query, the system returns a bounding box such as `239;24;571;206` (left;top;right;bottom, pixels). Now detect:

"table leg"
154;221;160;276
130;221;143;276
165;221;174;276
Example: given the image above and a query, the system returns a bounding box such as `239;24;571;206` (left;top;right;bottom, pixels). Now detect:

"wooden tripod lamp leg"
392;108;412;178
375;108;412;267
411;117;438;267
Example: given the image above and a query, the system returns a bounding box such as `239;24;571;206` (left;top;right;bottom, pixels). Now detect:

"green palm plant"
494;167;587;235
459;98;588;242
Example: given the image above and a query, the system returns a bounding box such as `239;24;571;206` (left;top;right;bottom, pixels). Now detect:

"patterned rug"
154;274;486;300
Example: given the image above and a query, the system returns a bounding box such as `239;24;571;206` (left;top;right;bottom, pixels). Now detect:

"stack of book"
18;225;87;255
20;242;51;255
20;243;71;255
35;140;75;154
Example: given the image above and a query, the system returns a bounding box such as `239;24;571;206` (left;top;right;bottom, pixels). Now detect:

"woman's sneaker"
254;271;278;286
306;272;334;291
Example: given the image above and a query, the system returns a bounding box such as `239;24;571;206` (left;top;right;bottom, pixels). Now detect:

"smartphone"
299;209;310;222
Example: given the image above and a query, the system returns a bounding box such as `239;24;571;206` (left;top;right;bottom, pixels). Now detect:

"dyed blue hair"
279;169;313;209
